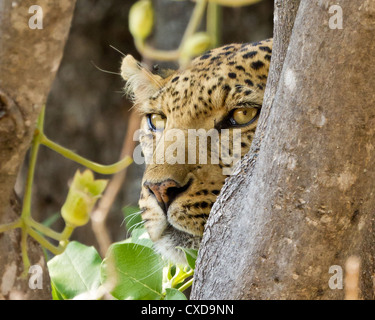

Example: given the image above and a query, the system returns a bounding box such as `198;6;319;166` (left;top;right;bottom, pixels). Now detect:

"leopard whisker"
109;44;126;57
90;60;121;75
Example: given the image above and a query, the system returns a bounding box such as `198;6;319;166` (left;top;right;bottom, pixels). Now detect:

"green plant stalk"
171;268;194;288
134;0;208;63
60;224;75;243
179;0;208;50
18;108;45;272
178;278;194;292
0;220;22;233
21;226;31;277
27;227;65;256
207;1;221;48
134;39;180;61
21;129;43;221
26;221;74;255
26;218;65;241
40;135;133;175
0;104;133;272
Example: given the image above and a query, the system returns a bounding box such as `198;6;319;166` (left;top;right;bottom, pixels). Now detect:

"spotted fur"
122;39;272;263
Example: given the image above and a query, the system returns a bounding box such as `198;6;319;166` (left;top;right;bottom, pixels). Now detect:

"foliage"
0;107;132;276
48;215;197;300
128;0;265;66
48;242;102;300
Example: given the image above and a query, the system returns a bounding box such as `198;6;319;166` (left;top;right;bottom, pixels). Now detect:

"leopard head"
122;39;272;263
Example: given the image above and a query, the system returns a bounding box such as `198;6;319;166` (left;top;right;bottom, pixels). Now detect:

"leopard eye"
230;107;258;126
147;113;166;131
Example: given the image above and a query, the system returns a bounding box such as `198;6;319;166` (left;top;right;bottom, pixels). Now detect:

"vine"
0;106;132;276
129;0;263;65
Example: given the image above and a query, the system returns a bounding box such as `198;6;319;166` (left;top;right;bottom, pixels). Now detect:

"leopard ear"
121;55;163;105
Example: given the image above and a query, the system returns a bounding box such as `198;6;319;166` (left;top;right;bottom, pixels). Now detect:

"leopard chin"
153;225;201;265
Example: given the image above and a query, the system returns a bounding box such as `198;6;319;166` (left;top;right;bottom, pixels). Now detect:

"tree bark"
0;0;76;299
192;0;375;300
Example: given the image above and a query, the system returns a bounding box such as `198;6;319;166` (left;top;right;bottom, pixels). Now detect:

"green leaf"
51;282;65;300
164;288;187;300
121;227;153;248
101;242;164;300
177;247;198;270
130;227;153;248
123;206;143;232
47;241;102;300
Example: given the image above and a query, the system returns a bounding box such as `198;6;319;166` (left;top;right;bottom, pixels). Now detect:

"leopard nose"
144;179;191;214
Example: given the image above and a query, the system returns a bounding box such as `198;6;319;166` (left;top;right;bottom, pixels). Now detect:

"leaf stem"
207;1;221;48
27;227;65;255
0;219;22;233
134;39;180;61
60;224;75;243
19;107;45;276
178;278;194;292
179;0;208;50
40;135;133;175
21;118;44;220
21;226;30;278
134;0;208;63
171;268;194;288
0;102;133;272
26;217;64;241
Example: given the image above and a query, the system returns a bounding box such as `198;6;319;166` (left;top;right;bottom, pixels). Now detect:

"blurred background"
17;0;273;254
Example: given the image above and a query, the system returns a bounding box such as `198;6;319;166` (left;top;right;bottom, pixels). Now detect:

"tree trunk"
192;0;375;300
0;0;76;299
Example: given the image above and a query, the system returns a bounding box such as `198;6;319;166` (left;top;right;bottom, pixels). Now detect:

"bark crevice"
192;0;375;300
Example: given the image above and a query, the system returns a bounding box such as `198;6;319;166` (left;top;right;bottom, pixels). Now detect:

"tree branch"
0;0;76;299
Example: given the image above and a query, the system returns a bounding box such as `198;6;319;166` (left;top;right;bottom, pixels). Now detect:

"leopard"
121;39;272;264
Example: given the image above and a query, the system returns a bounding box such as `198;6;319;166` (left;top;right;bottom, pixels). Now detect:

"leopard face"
122;39;272;264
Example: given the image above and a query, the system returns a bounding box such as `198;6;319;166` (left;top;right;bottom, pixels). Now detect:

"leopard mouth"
141;177;207;263
154;224;201;264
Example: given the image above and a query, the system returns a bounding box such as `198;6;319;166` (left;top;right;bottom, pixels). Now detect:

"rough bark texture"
0;0;76;299
192;0;300;299
192;0;375;300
